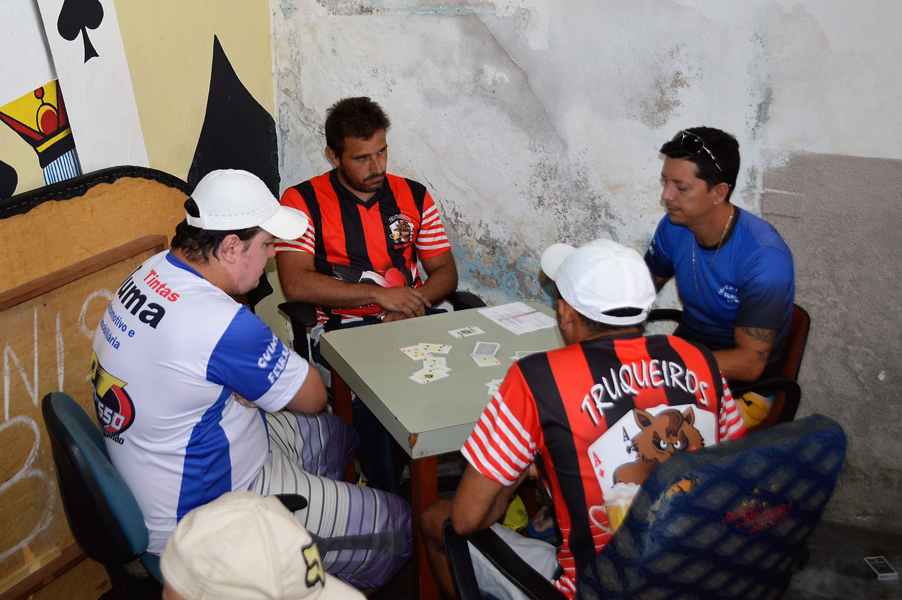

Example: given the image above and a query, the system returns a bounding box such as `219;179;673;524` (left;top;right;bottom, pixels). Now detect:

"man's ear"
325;146;341;168
557;298;578;331
713;181;730;203
218;234;243;264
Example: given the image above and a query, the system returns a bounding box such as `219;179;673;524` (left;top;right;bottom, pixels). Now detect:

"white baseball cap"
541;238;656;326
187;170;309;240
160;491;364;600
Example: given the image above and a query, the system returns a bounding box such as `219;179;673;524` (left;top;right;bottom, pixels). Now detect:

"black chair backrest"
782;304;811;380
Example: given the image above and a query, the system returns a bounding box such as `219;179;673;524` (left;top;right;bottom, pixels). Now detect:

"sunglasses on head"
671;130;724;175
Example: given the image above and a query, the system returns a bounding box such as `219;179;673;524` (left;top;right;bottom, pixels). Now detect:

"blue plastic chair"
42;392;162;599
444;414;847;600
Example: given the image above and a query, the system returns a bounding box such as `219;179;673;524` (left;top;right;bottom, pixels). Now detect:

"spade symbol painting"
57;0;104;63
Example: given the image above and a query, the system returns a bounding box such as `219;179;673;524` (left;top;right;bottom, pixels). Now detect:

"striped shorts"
251;411;412;590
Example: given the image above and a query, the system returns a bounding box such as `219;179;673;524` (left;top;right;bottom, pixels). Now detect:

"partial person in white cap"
421;238;746;600
91;170;411;591
161;491;364;600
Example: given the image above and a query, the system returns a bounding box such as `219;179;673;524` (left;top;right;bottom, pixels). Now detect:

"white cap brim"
258;206;309;240
541;243;576;281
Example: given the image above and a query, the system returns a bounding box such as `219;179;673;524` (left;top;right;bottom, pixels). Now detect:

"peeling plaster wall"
271;1;902;531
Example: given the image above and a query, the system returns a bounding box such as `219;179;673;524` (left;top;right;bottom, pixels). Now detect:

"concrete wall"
272;0;902;531
762;152;902;530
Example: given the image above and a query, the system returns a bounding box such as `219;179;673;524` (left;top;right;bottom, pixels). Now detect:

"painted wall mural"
0;2;277;596
36;0;149;173
0;80;83;193
57;0;104;63
188;36;280;196
187;35;281;307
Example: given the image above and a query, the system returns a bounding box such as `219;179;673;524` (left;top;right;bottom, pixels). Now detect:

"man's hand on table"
380;310;415;323
374;286;431;318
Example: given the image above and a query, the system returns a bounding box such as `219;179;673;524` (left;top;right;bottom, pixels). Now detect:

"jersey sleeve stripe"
718;376;746;440
462;438;517;486
484;399;534;460
274;225;316;254
470;425;523;482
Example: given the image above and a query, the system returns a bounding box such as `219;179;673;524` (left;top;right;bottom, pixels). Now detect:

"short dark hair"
660;127;740;201
324;97;391;157
554;286;644;334
576;310;645;335
170;199;262;264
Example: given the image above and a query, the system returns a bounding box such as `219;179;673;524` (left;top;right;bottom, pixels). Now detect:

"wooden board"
0;238;165;596
0;170;187;598
0;173;186;291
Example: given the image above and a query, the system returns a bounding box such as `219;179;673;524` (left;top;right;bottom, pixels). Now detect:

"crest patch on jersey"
91;351;136;437
388;214;414;248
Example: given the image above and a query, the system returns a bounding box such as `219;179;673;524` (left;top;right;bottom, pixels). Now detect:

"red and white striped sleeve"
717;375;747;441
461;366;539;486
274;187;316;255
415;191;452;259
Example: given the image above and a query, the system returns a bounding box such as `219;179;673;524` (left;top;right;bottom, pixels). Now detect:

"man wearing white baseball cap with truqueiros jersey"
422;237;747;600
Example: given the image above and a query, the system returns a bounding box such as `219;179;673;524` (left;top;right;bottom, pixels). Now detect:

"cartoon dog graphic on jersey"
613;407;704;485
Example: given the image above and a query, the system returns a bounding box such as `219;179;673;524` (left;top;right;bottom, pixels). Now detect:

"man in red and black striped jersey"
275;97;459;493
422;238;746;600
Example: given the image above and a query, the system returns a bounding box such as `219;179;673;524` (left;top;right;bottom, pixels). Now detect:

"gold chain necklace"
692;205;734;296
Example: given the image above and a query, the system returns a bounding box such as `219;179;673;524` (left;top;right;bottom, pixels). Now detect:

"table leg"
330;369;357;484
411;455;439;600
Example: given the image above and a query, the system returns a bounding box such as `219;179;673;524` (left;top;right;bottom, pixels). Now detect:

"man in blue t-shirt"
644;127;795;386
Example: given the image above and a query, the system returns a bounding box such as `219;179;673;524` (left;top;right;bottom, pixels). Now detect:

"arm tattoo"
741;327;778;344
739;327;776;362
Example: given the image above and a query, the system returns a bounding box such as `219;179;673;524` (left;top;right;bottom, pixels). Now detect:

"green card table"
320;301;563;600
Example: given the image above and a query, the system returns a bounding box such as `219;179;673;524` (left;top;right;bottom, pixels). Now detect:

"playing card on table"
486;379;503;395
514;350;542;361
472;341;500;358
409;369;450;384
419;343;452;354
400;345;431;360
472;355;501;367
448;326;485;338
423;356;449;371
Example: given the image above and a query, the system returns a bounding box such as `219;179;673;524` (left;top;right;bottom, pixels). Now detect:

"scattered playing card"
410;370;450;384
419;343;452;354
472;355;501;367
423;357;448;370
472;341;500;358
485;379;503;395
400;345;431;360
515;350;542;360
449;326;485;338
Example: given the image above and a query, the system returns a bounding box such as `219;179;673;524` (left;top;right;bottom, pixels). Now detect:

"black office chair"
647;303;810;431
444;414;846;600
42;392;307;600
279;289;486;360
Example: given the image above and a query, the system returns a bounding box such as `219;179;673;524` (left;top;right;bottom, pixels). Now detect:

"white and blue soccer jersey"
90;251;308;554
644;208;795;378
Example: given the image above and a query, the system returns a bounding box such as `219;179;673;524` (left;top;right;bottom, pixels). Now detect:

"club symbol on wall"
57;0;104;63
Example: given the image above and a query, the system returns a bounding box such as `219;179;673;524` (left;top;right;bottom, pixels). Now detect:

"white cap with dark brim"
541;238;656;326
187;169;309;240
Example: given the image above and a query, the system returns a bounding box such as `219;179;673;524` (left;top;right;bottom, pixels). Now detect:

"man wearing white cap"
161;491;364;600
91;170;411;591
422;238;746;600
